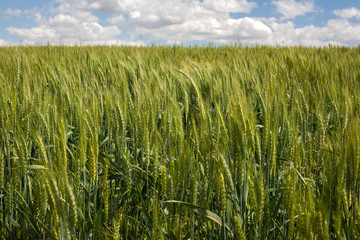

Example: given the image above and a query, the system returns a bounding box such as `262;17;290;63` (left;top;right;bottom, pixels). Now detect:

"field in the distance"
0;45;360;239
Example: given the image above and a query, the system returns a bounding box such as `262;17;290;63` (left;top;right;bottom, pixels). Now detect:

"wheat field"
0;45;360;239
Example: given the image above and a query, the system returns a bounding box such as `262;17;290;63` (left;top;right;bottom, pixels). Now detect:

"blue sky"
0;0;359;46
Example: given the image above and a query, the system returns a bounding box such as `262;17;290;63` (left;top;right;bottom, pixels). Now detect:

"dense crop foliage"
0;45;360;239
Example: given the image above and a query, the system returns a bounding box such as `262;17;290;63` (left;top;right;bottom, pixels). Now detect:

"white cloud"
54;0;153;14
203;0;257;13
135;16;272;44
265;19;298;45
109;1;223;30
259;16;360;46
0;39;10;46
272;0;316;19
4;0;360;46
5;0;138;45
106;0;264;43
290;19;360;44
6;9;123;45
57;0;257;14
323;19;360;42
333;7;360;20
4;8;22;17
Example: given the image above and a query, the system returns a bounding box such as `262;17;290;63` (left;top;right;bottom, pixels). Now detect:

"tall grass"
0;45;360;239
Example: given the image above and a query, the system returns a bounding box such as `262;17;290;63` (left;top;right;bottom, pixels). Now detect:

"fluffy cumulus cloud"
262;15;360;46
107;0;270;43
0;39;10;46
6;0;265;45
333;7;360;20
272;0;316;19
4;8;22;17
6;4;143;46
130;16;273;44
58;0;257;14
3;0;360;46
7;17;124;45
203;0;257;13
